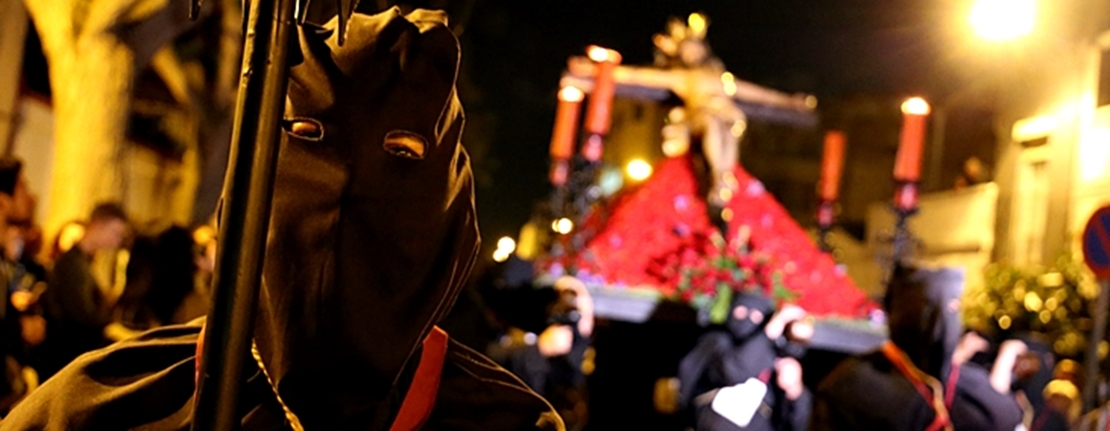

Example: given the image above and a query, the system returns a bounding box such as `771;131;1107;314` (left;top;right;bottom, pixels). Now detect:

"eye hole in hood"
282;117;325;141
383;130;427;160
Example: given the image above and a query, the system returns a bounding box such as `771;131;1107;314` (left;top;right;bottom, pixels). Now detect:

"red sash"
880;341;954;431
389;326;448;431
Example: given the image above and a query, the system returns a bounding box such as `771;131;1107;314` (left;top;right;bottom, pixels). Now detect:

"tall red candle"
550;86;584;161
894;97;930;182
584;46;621;136
819;130;846;202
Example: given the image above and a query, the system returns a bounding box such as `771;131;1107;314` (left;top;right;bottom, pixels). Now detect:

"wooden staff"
189;0;296;429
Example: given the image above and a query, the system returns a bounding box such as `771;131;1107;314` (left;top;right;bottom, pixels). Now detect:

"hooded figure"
812;265;1022;431
0;8;563;431
679;291;775;405
677;291;810;431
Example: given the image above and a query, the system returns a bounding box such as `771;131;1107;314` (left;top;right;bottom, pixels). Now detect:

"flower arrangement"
647;227;797;324
535;156;874;319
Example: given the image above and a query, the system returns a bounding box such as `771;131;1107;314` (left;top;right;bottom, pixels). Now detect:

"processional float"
535;12;943;353
534;15;896;354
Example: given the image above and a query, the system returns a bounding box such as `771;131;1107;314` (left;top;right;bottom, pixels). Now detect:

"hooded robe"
812;266;1022;431
677;292;810;431
0;8;563;431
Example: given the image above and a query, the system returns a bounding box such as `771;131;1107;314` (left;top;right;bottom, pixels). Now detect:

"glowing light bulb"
496;236;516;254
553;218;575;235
626;159;653;181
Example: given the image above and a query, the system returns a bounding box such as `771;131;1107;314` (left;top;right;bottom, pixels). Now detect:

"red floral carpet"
564;156;874;318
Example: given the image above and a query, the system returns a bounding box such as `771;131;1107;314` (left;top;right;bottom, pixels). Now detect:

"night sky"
431;1;971;251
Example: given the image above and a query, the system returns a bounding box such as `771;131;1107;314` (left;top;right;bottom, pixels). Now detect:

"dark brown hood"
884;264;965;382
252;8;479;427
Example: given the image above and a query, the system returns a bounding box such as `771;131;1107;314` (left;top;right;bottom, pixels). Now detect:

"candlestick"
819;130;846;202
816;200;835;253
885;98;929;288
894;181;919;211
550;159;570;186
582;134;604;163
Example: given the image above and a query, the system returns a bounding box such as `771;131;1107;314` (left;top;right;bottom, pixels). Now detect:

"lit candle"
550;86;584;161
893;97;930;182
819;130;846;202
584;46;621;137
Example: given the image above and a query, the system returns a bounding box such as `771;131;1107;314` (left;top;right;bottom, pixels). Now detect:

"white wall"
866;183;998;292
11;97;55;226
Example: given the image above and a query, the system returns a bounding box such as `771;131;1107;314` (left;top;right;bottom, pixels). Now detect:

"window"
1011;149;1049;265
1099;48;1110;107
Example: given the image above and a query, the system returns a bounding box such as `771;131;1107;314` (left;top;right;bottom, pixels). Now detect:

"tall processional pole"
187;0;296;429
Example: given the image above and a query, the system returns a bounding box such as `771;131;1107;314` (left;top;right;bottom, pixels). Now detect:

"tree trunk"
46;43;131;234
24;0;134;238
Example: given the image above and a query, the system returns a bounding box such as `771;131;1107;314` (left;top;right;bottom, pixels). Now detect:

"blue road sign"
1083;206;1110;278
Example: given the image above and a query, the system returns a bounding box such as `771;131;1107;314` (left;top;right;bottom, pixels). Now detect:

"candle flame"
587;46;608;62
586;45;622;64
901;97;931;116
558;86;585;102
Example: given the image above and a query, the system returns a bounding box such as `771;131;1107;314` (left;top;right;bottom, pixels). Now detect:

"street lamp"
970;0;1036;42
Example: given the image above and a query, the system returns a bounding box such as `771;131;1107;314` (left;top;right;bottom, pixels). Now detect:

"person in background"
507;276;594;430
48;221;86;264
4;225;42;286
40;202;129;380
1009;337;1069;431
448;258;593;430
4;215;49;396
5;221;47;402
170;221;217;324
678;290;813;431
0;156;40;413
113;225;197;330
1024;359;1081;430
954;157;988;190
812;265;1024;431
